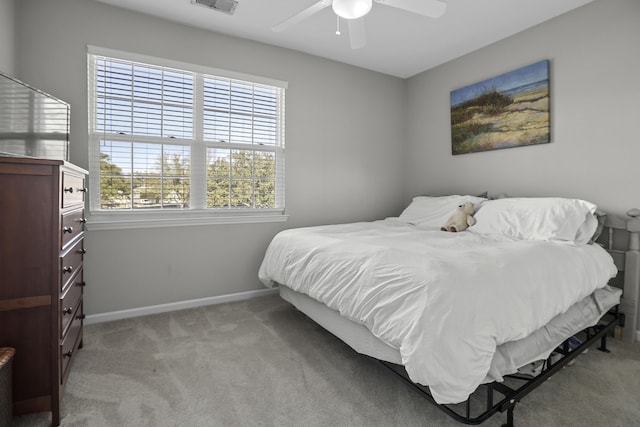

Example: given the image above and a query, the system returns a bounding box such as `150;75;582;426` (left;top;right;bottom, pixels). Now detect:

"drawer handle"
64;187;74;193
63;226;74;234
79;218;88;224
63;350;73;358
76;314;86;320
63;307;73;315
78;188;87;193
63;266;73;273
78;248;87;255
76;281;86;288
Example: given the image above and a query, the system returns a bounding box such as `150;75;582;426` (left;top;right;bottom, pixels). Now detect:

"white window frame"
86;46;287;230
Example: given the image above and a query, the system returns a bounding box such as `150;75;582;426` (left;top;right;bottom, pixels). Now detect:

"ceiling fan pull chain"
336;15;341;35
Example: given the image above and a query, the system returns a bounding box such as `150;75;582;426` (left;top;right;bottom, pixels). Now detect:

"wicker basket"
0;347;15;427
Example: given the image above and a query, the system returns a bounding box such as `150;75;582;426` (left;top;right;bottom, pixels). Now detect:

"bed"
258;195;638;426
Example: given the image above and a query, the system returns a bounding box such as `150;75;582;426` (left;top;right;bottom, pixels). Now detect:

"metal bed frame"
378;307;622;427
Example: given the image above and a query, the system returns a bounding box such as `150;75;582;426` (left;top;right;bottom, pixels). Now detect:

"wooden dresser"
0;156;87;426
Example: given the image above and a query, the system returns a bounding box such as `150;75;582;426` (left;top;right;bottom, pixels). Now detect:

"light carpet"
13;294;640;426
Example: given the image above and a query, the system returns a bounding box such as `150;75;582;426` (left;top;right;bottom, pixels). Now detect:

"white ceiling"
94;0;595;78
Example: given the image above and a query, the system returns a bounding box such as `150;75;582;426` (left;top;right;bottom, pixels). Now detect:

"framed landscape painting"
450;60;550;155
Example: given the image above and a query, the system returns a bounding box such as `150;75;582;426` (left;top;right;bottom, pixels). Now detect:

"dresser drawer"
60;238;84;291
60;271;83;336
60;302;83;384
61;172;86;208
61;208;85;249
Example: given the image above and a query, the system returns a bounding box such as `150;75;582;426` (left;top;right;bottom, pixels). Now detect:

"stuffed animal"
441;202;476;232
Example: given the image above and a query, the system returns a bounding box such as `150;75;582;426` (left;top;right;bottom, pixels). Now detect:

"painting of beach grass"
450;60;550;155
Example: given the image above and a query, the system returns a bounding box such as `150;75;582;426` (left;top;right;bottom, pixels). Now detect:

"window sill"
86;209;288;231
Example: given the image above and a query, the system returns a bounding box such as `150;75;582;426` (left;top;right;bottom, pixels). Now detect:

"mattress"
278;283;621;384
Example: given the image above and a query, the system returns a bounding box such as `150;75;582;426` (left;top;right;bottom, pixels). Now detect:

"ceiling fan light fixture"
332;0;372;20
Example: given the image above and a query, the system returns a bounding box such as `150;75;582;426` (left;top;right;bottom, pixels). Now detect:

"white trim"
87;45;288;89
85;287;279;325
86;211;288;230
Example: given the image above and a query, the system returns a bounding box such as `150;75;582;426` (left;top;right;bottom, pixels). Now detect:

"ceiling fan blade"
272;0;333;32
348;18;367;50
373;0;446;18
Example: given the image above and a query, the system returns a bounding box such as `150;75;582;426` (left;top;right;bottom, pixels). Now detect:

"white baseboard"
85;287;279;325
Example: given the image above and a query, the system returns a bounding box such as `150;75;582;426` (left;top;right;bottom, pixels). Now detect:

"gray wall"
404;0;640;218
10;0;640;317
0;0;14;75
13;0;406;314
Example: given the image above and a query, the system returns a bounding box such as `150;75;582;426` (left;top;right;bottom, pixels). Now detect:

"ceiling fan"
271;0;447;50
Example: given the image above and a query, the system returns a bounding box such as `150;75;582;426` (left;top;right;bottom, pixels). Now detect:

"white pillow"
470;197;598;245
398;195;487;230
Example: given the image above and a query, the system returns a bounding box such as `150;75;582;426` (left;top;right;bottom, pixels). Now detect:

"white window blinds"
88;47;286;221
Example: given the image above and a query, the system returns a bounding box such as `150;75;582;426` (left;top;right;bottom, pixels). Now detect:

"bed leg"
598;334;611;353
502;403;515;427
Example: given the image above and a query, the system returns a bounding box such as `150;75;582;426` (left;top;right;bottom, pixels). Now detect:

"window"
87;46;286;229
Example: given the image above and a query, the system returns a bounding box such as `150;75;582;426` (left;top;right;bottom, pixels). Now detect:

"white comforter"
258;219;617;404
